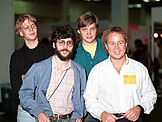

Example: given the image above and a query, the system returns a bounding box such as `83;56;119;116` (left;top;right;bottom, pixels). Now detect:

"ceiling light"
143;0;150;2
129;4;142;8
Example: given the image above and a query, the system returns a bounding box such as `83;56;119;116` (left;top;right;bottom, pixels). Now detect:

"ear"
126;43;128;47
104;43;108;50
20;31;23;37
53;42;56;49
77;30;80;34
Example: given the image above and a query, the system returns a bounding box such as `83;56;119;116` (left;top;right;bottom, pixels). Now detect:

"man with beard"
19;25;87;122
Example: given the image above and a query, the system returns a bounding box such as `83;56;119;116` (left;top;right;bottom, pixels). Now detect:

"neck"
82;39;97;46
54;55;70;71
110;56;126;74
24;38;39;49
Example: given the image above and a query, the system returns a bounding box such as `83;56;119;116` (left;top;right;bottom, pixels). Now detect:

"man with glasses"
9;14;53;122
72;12;108;122
19;25;87;122
83;27;157;122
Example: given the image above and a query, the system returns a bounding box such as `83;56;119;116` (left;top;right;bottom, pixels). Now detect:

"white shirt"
83;55;157;120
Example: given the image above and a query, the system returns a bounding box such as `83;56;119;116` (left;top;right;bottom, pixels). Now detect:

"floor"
0;82;162;122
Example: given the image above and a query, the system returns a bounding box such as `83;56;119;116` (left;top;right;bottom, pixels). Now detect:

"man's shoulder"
11;46;25;57
37;56;52;65
96;38;102;43
39;43;53;52
71;60;85;71
92;59;108;69
128;58;147;69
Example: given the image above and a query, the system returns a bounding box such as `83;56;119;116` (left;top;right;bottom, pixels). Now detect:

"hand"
124;106;141;121
100;111;118;122
37;112;50;122
75;118;82;122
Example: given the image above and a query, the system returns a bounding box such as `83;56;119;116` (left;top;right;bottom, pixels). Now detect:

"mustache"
60;49;70;52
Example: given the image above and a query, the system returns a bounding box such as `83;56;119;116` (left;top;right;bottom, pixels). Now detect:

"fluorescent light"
129;4;142;8
143;0;150;2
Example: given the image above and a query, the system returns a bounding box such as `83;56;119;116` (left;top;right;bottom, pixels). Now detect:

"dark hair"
15;14;37;36
51;25;77;46
76;13;99;30
102;26;128;52
134;39;143;48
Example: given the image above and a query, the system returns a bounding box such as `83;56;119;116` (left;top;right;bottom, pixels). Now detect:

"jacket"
73;38;108;77
19;56;87;119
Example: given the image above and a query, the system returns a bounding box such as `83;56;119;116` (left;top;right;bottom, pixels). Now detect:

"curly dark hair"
51;25;77;46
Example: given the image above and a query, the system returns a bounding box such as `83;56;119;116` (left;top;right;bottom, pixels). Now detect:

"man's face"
19;19;38;42
53;38;74;61
78;23;97;45
105;32;127;60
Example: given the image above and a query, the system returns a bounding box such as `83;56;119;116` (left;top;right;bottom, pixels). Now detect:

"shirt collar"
52;55;71;71
108;54;129;65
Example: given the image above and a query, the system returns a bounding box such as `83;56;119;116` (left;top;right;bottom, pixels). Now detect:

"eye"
109;42;114;46
118;41;125;45
23;25;29;30
67;41;73;47
91;27;96;31
81;28;87;31
57;40;65;46
31;24;36;29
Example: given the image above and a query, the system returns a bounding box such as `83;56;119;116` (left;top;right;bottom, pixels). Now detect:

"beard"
54;47;74;61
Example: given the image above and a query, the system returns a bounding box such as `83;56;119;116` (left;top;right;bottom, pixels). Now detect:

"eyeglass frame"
56;39;74;47
21;24;37;31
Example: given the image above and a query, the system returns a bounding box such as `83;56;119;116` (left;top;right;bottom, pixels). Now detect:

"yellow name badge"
123;75;136;84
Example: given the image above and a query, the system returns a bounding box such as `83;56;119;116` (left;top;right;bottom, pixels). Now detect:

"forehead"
81;23;96;28
22;19;35;25
59;38;72;41
107;32;124;41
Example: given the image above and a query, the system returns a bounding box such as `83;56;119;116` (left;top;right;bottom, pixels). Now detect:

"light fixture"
128;4;142;8
153;33;158;38
143;0;150;2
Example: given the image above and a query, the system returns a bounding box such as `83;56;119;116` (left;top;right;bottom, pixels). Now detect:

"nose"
63;42;68;48
87;29;91;35
28;26;34;31
114;43;120;49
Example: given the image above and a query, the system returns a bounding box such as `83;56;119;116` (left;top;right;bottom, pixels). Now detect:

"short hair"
134;39;143;48
51;25;77;46
15;14;37;36
76;13;99;30
102;27;128;52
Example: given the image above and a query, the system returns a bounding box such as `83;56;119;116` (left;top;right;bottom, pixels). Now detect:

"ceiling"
15;0;162;7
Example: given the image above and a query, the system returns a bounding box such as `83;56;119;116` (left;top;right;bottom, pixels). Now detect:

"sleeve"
139;67;157;114
80;68;87;116
9;53;23;98
19;63;44;117
83;68;105;120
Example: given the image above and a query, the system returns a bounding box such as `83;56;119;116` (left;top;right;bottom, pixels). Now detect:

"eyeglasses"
57;40;73;47
21;24;37;31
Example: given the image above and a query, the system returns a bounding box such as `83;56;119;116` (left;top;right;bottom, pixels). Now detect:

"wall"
0;0;14;102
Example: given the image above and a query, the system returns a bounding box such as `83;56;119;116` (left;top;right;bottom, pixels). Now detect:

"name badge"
123;75;136;84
